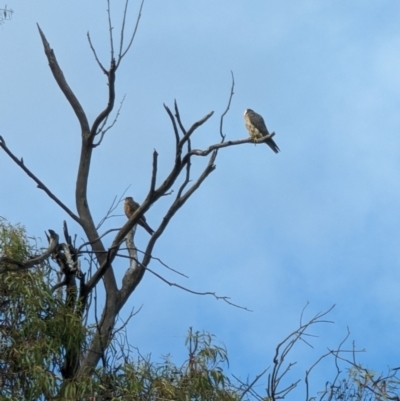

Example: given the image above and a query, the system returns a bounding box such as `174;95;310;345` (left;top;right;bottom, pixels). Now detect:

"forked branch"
267;305;336;400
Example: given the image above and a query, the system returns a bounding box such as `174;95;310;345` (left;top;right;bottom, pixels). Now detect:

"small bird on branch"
124;196;154;235
244;109;280;154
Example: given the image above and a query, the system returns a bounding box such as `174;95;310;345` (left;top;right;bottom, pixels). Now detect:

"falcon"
124;197;154;235
244;109;280;153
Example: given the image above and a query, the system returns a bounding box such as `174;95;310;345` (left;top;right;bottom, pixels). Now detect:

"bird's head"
125;196;133;202
244;109;254;116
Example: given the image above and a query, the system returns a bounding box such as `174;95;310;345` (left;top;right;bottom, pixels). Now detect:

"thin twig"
305;328;351;401
174;100;187;136
96;192;127;230
117;252;189;278
90;58;116;139
106;0;115;61
146;265;251;311
112;305;142;336
267;304;336;400
118;0;145;63
164;103;180;150
219;71;235;141
77;228;121;253
178;111;214;149
93;94;126;147
237;367;269;401
176;145;191;199
87;32;107;73
118;0;130;59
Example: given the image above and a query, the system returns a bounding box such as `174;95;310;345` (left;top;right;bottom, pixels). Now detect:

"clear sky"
1;0;400;398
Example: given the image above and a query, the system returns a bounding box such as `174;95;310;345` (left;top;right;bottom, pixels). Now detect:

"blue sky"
1;0;400;398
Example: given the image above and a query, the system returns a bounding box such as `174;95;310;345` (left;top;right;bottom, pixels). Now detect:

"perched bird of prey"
244;109;280;153
124;197;154;235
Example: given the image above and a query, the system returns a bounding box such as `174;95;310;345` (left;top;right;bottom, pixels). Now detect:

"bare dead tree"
0;0;278;385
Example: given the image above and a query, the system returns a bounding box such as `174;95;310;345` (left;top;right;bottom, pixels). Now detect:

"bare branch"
77;229;120;254
93;94;126;148
90;58;116;139
83;191;160;295
118;250;189;278
118;0;130;58
106;0;115;61
51;280;67;293
219;71;235;141
152;150;216;245
112;305;142;337
84;246;117;295
76;95;249;374
150;150;158;194
178;110;214;150
178;150;217;205
37;25;90;136
174;100;187;136
146;264;251;311
185;132;277;160
0;6;13;25
0;229;59;273
120;227;140;300
267;305;336;401
36;27;113;289
164;103;180;150
118;0;146;63
87;32;107;73
112;107;223;309
0;136;81;224
176;138;192;199
96;191;129;230
117;150;218;305
305;328;351;401
235;367;269;401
